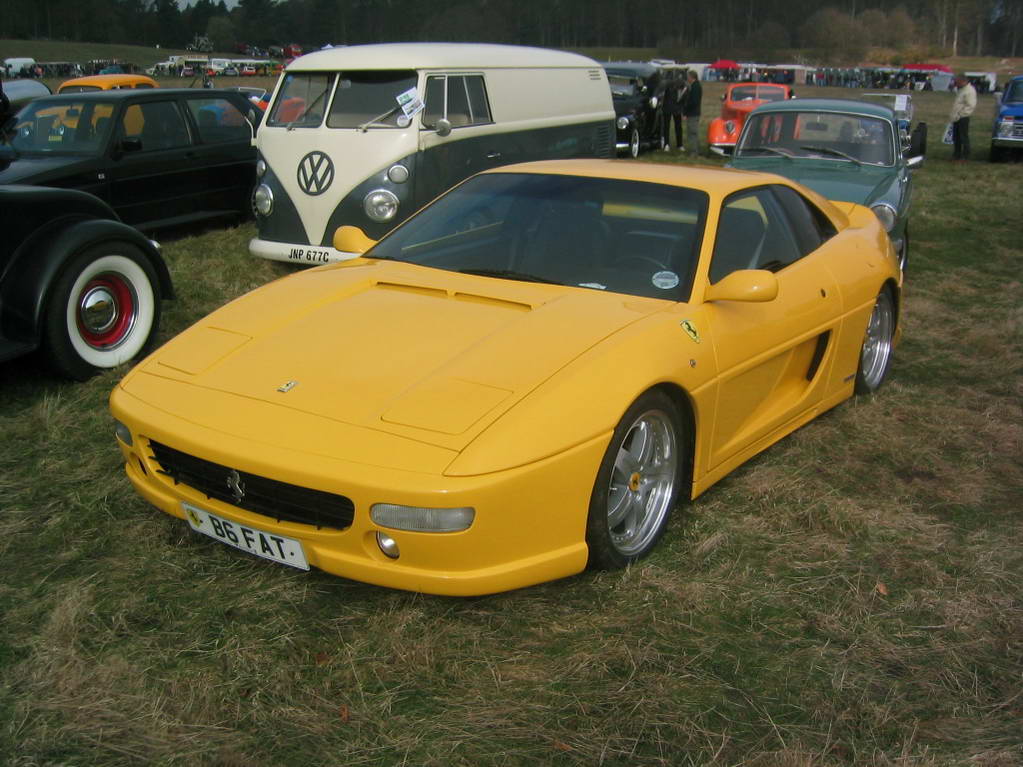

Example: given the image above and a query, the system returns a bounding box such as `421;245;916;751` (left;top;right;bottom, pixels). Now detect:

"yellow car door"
698;184;844;471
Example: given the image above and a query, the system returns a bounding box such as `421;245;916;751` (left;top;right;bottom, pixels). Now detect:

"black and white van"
249;43;616;264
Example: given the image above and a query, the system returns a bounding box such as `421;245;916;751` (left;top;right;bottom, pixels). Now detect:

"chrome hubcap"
607;410;677;556
80;285;118;334
860;293;894;390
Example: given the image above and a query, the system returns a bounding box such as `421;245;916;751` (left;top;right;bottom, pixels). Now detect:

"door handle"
486;151;501;160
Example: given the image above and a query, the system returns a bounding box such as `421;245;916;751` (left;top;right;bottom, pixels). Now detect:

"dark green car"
729;98;923;273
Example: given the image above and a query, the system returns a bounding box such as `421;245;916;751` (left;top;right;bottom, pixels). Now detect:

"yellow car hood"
129;260;665;455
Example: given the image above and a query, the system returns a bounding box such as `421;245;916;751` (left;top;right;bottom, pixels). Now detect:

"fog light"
376;532;400;559
387;164;409;184
113;419;133;447
371;503;475;532
870;203;896;232
253;184;274;216
363;189;399;222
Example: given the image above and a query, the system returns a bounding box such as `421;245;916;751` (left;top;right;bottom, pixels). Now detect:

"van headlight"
364;189;399;222
617;116;629;130
370;503;475;532
252;184;273;216
870;203;896;232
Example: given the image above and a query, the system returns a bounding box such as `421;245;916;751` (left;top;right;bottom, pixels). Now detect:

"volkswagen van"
249;43;616;264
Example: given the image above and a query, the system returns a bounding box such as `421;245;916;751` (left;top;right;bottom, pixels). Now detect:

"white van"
249;43;616;263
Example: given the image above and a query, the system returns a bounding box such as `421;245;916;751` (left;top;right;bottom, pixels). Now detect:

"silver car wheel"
856;290;895;394
605;408;678;557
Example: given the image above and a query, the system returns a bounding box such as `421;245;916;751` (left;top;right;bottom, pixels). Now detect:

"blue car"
991;76;1023;162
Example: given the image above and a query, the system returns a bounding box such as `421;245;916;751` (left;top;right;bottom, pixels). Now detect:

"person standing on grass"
662;72;684;151
681;70;702;156
950;74;976;161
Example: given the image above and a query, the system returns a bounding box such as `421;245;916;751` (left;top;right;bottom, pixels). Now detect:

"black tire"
586;390;686;570
629;127;640;158
854;288;896;395
42;242;162;380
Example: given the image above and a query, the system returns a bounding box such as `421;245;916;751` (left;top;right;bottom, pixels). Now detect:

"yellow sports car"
110;160;901;596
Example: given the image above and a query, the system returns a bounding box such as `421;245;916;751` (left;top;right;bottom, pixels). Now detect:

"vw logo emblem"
297;151;334;196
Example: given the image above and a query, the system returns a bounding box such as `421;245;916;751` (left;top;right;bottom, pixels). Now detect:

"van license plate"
182;502;309;570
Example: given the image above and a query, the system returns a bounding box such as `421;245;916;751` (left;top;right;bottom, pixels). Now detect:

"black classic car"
0;88;260;231
602;62;668;157
0;185;173;379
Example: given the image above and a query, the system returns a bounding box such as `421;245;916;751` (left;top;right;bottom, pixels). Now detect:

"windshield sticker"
894;94;909;112
680;319;701;344
652;271;680;290
397;87;424;119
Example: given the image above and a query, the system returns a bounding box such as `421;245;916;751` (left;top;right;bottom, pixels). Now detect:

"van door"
416;74;500;205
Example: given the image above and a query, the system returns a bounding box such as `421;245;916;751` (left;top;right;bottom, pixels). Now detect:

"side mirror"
434;118;452;137
333;225;377;256
704;270;779;303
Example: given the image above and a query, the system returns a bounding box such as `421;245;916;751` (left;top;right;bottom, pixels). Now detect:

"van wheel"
42;243;162;380
629;128;640;158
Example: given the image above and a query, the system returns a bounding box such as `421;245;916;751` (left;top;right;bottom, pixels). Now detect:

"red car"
708;82;793;155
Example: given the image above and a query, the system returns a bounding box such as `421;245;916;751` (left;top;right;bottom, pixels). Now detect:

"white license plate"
182;502;309;570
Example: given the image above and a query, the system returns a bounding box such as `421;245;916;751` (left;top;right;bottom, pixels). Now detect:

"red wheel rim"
76;272;138;349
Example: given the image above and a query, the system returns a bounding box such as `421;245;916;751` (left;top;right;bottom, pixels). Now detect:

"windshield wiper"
286;90;328;131
459;268;563;285
357;104;401;132
739;145;793;160
799;145;862;165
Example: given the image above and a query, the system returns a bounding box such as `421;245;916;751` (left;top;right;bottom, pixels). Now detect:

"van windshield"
267;72;335;127
325;70;418;129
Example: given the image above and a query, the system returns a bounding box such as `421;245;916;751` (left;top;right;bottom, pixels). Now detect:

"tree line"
1;0;1020;61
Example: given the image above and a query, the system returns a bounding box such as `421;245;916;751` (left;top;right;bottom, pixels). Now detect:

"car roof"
749;97;895;120
485;158;800;196
289;43;600;71
32;88;245;104
603;62;659;78
58;74;157;91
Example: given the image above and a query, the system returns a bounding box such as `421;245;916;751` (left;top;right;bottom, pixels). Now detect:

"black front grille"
148;440;354;531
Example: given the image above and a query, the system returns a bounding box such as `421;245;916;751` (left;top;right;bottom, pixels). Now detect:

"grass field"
1;85;1021;766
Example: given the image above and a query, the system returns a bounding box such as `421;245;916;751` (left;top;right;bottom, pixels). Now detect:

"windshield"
367;173;709;301
5;99;116;155
730;85;787;102
737;111;895;165
267;72;335;127
326;70;418;128
1004;81;1023;103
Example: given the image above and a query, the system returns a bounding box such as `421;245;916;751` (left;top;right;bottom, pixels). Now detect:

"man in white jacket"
950;75;977;161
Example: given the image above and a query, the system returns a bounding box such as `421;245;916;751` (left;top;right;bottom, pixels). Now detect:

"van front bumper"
249;237;357;264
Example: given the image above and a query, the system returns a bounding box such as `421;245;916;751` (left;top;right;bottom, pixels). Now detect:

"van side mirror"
704;270;779;303
333;225;377;255
434;118;452;137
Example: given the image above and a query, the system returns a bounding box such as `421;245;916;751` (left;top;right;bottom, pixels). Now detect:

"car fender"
445;307;717;478
1;216;172;344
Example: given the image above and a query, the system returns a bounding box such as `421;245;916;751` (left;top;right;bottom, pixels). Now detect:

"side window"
127;101;190;151
771;185;836;256
186;97;250;143
709;188;802;283
422;75;492;128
